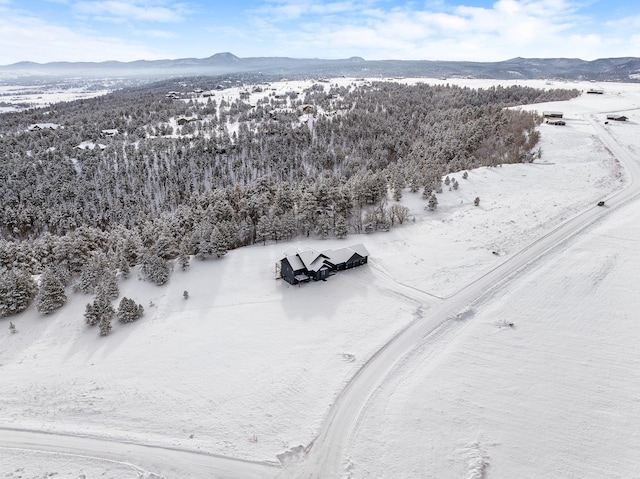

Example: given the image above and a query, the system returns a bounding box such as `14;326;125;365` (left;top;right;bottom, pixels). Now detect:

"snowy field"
1;78;639;477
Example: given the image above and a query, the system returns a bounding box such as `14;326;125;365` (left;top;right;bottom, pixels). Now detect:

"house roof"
29;123;59;130
282;244;370;271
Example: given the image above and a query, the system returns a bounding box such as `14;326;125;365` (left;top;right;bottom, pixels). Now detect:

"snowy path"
277;112;640;478
0;427;279;478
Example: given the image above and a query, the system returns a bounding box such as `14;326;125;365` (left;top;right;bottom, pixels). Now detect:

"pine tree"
99;315;112;336
0;268;37;318
102;270;119;300
474;196;481;206
118;252;130;278
117;297;144;323
334;215;349;239
210;227;228;257
256;215;272;245
177;240;191;270
84;302;98;326
36;269;67;314
141;254;170;285
428;194;439;210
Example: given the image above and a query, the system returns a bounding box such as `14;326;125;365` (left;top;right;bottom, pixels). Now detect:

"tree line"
0;76;579;322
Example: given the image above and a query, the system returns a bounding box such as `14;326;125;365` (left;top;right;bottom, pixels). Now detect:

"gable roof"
282;244;369;271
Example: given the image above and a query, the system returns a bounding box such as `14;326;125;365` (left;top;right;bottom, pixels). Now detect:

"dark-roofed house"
279;244;370;285
606;114;628;121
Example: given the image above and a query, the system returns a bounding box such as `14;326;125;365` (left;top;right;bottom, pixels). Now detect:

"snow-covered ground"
1;79;638;477
0;83;112;112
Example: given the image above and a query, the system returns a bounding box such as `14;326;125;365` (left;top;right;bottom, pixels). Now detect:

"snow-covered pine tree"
210;227;228;257
99;315;112;336
102;270;119;300
36;269;67;314
0;267;38;318
117;252;130;278
428;194;439;210
334;215;349;239
84;302;98;326
141;253;170;285
75;252;106;294
256;215;272;245
177;240;191;270
117;297;143;323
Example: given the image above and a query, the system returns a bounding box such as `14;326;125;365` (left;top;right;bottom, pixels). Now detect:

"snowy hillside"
1;79;638;478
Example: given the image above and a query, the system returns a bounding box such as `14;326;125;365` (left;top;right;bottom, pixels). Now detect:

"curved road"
0;427;279;478
277;113;640;478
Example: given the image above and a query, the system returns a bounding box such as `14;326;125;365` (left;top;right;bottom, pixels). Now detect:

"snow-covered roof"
282;245;369;272
284;254;305;271
348;244;370;258
29;123;59;130
297;249;325;269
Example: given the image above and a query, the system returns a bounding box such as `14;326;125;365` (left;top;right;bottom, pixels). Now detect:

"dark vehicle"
597;201;605;206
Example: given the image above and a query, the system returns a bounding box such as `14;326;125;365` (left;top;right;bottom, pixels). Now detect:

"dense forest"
0;76;579;322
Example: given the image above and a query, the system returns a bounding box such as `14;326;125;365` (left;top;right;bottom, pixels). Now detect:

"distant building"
545;119;566;126
278;244;370;285
177;117;198;125
606;114;628;121
587;88;604;94
542;111;563;118
101;128;119;137
28;123;59;131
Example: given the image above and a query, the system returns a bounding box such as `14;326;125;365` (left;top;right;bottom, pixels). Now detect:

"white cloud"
0;12;167;63
237;0;635;61
72;0;191;23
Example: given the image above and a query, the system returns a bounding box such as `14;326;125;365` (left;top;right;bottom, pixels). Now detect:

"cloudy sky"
0;0;638;65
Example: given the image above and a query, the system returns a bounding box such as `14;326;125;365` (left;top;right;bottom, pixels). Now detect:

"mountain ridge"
1;52;639;81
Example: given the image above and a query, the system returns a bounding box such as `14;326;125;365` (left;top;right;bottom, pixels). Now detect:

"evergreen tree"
141;254;170;285
428;194;439;210
117;297;144;323
0;268;37;318
334;215;349;239
474;196;481;206
256;215;272;245
36;269;67;314
177;240;191;270
99;315;112;336
117;252;130;278
210;227;228;257
102;270;119;300
84;302;98;326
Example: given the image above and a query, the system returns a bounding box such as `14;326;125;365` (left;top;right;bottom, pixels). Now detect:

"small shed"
543;111;563;118
606;114;628;121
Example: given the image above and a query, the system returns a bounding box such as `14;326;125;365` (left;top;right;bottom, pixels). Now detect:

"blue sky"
0;0;638;64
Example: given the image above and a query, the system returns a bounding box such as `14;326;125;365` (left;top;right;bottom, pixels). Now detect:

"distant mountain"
1;52;639;82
